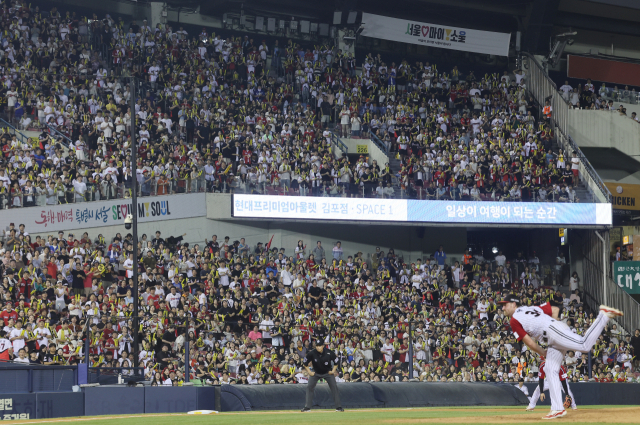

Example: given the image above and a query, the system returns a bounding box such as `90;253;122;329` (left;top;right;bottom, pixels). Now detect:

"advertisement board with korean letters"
0;193;206;234
0;395;36;420
361;12;511;57
233;195;408;222
614;261;640;295
233;195;612;226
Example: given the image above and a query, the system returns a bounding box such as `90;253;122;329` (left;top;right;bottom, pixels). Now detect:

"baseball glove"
563;395;572;409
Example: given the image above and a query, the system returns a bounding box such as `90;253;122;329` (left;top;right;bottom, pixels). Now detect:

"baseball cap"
315;339;325;346
497;295;521;305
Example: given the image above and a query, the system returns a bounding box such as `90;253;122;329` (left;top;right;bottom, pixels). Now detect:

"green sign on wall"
614;261;640;294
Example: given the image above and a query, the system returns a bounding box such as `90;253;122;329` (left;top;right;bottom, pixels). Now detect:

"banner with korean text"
360;12;511;57
233;195;408;222
0;193;206;234
233;194;611;226
613;261;640;295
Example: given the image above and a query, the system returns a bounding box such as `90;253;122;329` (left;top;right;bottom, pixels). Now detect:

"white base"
187;410;218;415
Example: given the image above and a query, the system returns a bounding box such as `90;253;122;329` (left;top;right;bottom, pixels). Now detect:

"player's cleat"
336;407;344;412
542;410;566;420
301;408;311;412
571;407;578;410
526;407;535;411
599;305;624;318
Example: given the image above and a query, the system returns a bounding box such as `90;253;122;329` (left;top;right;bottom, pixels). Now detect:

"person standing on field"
301;339;343;412
526;360;577;411
499;295;622;420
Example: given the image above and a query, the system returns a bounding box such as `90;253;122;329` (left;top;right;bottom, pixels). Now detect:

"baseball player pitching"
499;294;623;420
526;360;577;411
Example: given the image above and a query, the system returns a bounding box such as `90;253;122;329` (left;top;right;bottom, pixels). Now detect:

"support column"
149;2;166;30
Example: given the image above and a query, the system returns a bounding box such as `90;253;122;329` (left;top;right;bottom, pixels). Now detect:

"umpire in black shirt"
301;339;343;412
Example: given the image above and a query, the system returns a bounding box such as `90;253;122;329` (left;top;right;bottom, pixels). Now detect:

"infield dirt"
383;407;640;423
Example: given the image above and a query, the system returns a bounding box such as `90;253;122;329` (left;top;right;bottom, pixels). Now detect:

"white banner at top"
361;12;511;57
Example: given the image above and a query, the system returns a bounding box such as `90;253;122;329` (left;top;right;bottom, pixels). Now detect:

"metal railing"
520;53;612;204
583;277;640;338
606;275;640;336
0;178;209;210
0;176;593;211
370;131;389;155
566;134;612;204
392;185;582;203
581;229;640;336
0;118;33;146
596;86;640;105
46;124;73;149
330;131;349;155
88;367;145;385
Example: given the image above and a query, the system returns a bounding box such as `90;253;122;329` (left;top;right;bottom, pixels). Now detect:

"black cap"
316;339;325;346
497;295;521;305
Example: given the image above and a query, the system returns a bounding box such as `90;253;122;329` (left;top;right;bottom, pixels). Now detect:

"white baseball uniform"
0;337;12;361
527;361;576;410
510;303;609;411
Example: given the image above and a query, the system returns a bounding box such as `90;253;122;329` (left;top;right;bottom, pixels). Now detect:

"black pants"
305;373;342;409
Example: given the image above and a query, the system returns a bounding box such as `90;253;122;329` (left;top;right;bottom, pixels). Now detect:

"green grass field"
11;406;639;425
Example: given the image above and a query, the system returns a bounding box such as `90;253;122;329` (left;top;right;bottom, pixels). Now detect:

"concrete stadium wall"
569;110;640;159
341;137;390;169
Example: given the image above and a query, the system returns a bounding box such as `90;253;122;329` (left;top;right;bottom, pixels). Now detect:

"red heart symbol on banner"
422;26;429;37
121;204;128;217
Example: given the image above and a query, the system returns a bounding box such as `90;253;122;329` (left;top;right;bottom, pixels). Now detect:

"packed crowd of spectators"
0;0;630;386
0;1;587;206
558;79;640;122
1;222;638;386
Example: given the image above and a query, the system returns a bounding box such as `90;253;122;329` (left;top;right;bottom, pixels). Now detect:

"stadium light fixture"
255;16;264;31
333;11;342;25
300;20;310;34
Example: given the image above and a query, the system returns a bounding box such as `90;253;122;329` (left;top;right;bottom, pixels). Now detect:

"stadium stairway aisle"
389;156;404;197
